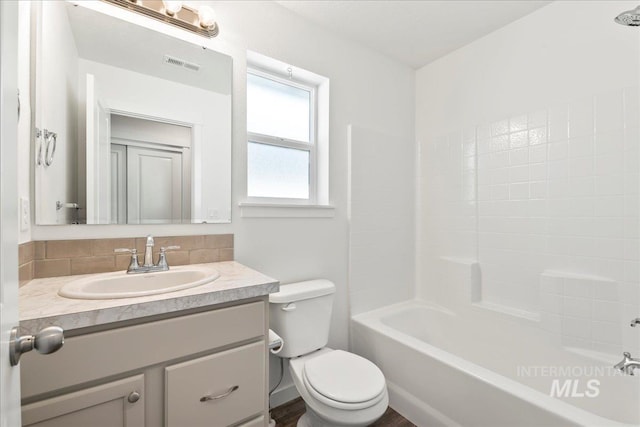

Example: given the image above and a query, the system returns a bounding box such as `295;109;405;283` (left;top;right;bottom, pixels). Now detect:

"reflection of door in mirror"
104;115;191;225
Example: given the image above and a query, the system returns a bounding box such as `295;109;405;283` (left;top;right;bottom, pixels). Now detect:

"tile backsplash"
18;234;234;285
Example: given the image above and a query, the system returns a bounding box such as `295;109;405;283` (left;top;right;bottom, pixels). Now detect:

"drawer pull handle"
200;385;239;402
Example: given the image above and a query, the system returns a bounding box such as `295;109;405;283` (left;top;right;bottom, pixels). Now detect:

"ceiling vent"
163;55;200;72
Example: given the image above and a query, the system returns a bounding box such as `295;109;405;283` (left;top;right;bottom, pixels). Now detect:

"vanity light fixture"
101;0;219;38
162;0;183;16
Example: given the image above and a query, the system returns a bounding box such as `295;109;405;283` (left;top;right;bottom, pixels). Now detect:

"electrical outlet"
20;197;29;231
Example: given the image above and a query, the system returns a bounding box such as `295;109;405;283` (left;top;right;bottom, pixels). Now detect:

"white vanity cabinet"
20;299;269;427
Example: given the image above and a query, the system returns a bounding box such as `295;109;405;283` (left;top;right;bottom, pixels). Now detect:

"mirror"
34;2;232;225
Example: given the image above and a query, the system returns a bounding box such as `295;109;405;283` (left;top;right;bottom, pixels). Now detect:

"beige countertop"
19;261;279;334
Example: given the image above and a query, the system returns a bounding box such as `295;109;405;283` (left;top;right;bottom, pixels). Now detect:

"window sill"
238;202;335;218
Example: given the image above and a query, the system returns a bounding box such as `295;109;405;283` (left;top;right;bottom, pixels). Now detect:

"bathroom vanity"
18;261;278;427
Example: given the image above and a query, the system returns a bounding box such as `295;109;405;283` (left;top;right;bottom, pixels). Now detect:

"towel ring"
35;128;57;167
43;129;57;167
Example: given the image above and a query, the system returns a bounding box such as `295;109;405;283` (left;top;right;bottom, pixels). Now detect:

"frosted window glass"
247;73;311;142
247;142;309;199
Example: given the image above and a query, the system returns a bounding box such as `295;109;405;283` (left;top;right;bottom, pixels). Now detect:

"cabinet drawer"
22;301;265;399
165;341;265;427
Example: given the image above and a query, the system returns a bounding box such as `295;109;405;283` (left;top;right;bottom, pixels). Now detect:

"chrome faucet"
143;235;155;267
614;352;640;375
114;236;180;274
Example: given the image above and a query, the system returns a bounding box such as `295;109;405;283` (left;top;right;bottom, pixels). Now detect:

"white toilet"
269;280;388;427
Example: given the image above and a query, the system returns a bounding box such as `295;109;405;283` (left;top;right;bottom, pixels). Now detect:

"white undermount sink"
58;265;220;300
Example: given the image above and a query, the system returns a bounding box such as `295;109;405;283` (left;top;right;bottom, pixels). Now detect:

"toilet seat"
302;350;387;410
289;348;389;426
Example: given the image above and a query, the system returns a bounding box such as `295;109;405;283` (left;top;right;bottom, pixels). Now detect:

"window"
247;68;317;203
247;70;316;203
247;72;312;142
242;51;331;217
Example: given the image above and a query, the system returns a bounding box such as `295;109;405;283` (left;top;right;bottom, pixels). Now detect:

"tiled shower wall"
422;88;639;354
477;90;638;312
417;1;640;357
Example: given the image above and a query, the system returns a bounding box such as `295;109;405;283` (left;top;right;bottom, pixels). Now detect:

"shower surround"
351;1;640;425
416;0;639;357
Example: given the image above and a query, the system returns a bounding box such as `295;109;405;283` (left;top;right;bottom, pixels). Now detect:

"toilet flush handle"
281;303;297;312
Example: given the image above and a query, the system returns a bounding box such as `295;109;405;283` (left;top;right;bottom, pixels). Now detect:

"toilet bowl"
289;348;388;427
269;280;388;427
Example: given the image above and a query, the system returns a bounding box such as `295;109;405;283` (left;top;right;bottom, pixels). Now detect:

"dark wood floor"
270;397;416;427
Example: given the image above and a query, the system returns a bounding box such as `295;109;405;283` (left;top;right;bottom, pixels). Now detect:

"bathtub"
351;300;639;427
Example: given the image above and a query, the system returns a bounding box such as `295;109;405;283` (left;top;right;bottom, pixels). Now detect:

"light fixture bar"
101;0;219;38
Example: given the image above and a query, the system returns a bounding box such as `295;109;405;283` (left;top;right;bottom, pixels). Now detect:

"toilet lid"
302;350;386;404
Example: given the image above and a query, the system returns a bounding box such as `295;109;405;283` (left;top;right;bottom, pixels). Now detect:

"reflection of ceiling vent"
183;61;200;71
163;55;200;72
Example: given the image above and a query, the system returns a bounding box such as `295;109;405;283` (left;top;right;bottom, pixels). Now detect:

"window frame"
246;67;318;205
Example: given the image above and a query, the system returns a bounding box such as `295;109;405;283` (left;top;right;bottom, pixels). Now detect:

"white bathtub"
351;301;639;427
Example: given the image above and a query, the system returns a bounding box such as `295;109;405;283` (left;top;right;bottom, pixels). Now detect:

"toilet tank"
269;280;336;358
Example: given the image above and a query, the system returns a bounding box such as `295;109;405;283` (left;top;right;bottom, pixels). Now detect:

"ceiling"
276;0;552;69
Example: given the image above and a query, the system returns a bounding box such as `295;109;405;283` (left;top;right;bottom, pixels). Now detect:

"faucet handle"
615;352;636;375
114;248;138;256
156;246;180;270
114;248;140;273
624;352;636;376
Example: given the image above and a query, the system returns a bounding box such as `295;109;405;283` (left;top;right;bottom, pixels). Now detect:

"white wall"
33;1;79;225
348;125;415;316
19;0;416;405
416;1;639;356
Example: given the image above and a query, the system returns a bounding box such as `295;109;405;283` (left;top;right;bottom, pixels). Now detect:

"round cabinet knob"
128;391;141;403
34;326;64;355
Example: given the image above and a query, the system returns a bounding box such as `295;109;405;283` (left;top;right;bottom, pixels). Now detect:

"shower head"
615;5;640;26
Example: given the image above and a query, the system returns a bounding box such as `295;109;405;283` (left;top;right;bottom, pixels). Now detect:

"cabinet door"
22;375;144;427
166;341;265;427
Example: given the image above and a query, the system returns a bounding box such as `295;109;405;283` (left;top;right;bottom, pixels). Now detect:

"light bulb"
163;0;183;16
198;6;216;30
